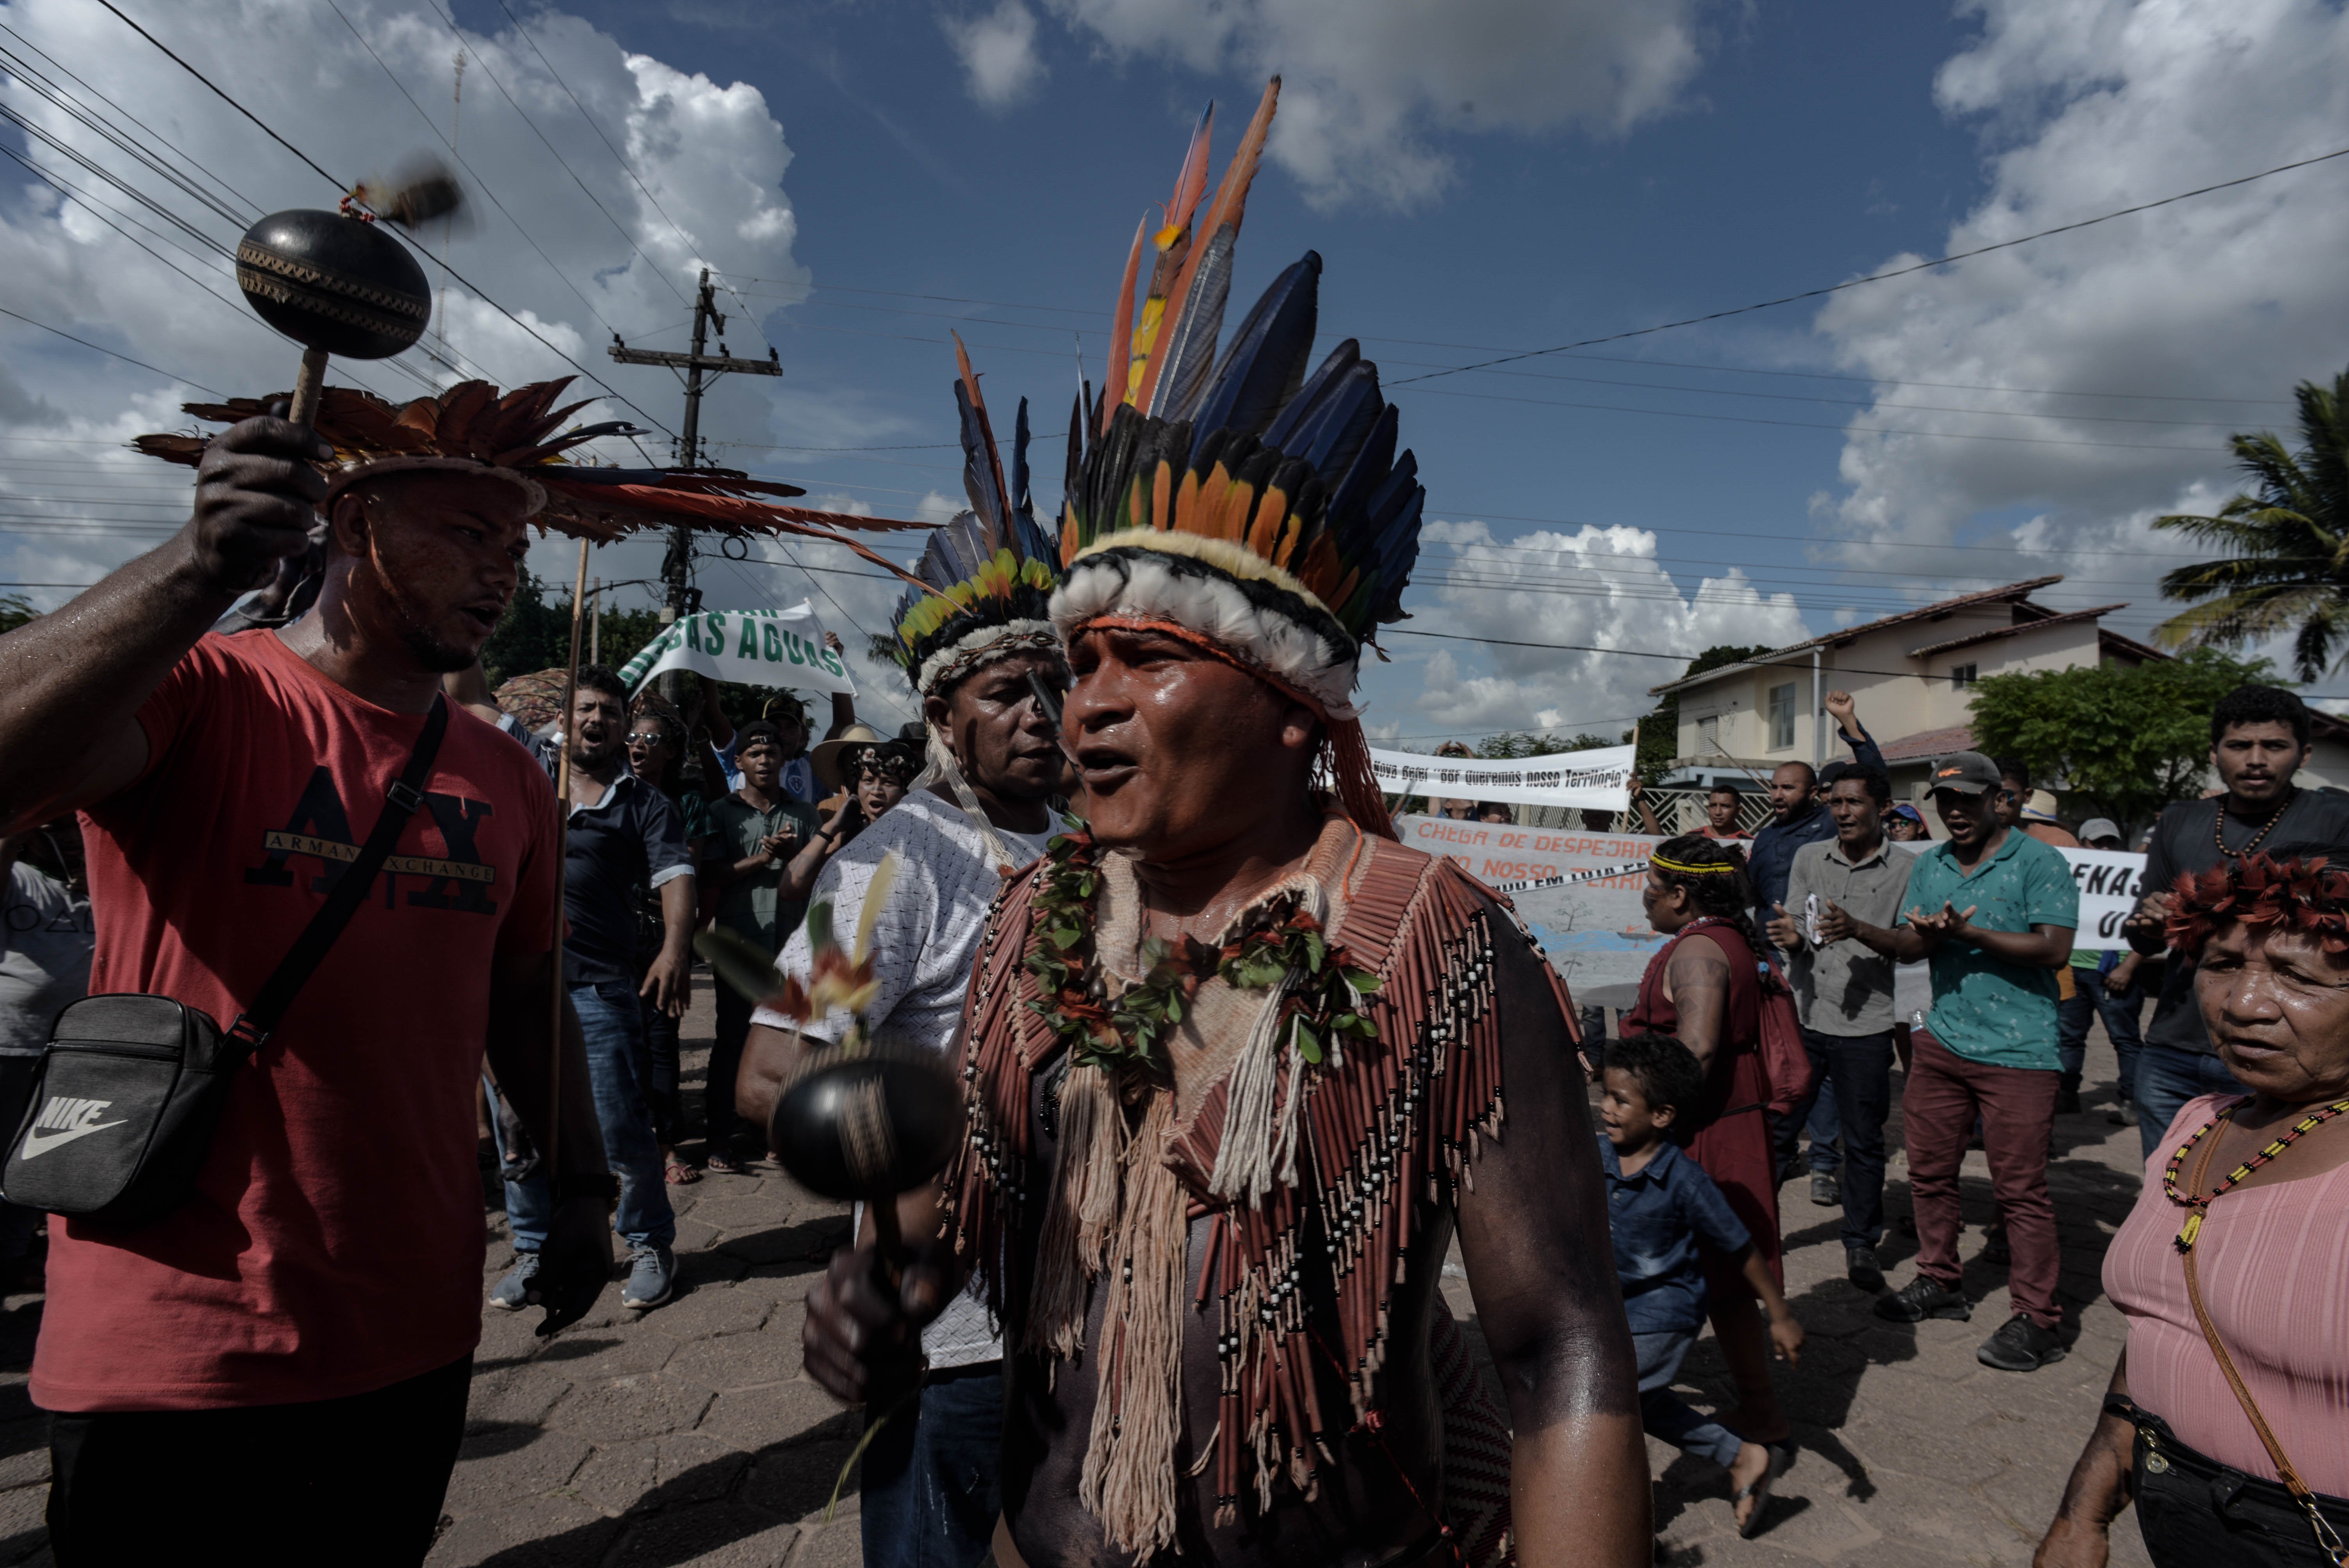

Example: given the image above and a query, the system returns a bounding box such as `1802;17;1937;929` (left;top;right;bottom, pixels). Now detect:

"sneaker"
1976;1313;2067;1372
1873;1274;1970;1323
2055;1089;2084;1115
2108;1097;2140;1128
1846;1245;1886;1294
1809;1172;1840;1208
490;1251;540;1311
621;1244;674;1311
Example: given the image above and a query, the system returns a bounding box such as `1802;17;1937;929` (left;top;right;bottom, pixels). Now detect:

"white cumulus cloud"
1810;0;2349;659
1360;518;1809;743
0;0;814;606
944;0;1050;108
1039;0;1706;207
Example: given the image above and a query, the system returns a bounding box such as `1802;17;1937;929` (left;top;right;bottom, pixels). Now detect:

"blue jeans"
1771;1028;1893;1248
2135;1044;2247;1166
1634;1329;1743;1470
1772;1030;1842;1177
861;1362;1003;1568
2083;969;2145;1105
503;981;675;1253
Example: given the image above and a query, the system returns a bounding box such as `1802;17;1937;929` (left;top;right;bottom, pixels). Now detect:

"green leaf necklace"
1023;826;1381;1078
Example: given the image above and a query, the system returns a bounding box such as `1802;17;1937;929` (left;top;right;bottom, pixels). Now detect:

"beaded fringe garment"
947;825;1576;1563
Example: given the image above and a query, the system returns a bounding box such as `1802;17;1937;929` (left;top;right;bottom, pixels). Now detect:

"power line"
89;0;678;438
0;296;223;394
740;281;2297;408
320;0;627;346
88;0;339;188
1388;143;2349;387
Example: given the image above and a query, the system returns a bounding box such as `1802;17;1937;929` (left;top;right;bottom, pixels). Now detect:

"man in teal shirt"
1819;751;2077;1373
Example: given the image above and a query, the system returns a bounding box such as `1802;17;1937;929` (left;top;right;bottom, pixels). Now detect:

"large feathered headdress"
888;335;1063;700
887;336;1066;873
1050;78;1426;839
133;377;931;581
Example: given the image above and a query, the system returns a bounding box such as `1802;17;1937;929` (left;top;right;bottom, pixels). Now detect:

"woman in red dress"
1622;834;1791;1451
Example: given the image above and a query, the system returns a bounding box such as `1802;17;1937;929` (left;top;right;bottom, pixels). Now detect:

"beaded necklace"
2162;1094;2349;1252
2214;789;2296;859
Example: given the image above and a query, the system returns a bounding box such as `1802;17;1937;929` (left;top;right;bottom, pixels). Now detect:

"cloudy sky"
3;0;2345;742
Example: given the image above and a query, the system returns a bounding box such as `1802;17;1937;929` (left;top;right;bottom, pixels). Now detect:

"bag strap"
228;695;450;1052
2178;1123;2349;1565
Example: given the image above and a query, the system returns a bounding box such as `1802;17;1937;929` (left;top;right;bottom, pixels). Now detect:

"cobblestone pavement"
0;983;2164;1567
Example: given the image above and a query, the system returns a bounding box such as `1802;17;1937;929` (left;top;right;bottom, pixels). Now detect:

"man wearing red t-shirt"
0;413;615;1561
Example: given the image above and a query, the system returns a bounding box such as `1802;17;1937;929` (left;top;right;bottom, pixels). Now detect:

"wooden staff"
546;537;591;1176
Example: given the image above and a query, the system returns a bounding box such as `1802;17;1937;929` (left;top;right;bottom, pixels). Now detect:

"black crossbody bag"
2;697;449;1228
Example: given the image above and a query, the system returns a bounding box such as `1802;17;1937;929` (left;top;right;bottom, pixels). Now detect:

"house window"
1767;682;1797;750
1697;714;1719;753
1950;663;1978;690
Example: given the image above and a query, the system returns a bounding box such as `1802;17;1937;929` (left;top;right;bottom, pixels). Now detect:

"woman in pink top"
2036;853;2349;1568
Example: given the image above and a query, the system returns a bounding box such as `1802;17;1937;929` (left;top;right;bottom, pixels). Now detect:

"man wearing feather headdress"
733;343;1071;1567
0;381;929;1559
800;84;1649;1568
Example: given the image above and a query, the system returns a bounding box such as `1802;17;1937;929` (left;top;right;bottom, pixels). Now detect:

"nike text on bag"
3;697;448;1227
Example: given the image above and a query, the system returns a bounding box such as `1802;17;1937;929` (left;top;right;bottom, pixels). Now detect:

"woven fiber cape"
947;819;1580;1563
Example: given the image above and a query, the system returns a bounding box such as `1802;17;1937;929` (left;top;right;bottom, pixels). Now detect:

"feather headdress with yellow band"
1050;77;1425;840
886;336;1067;873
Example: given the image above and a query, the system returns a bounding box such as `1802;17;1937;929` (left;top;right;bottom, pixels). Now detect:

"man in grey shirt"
1765;764;1913;1295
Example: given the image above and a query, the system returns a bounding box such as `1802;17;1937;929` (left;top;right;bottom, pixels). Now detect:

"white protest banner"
1398;813;1666;994
616;601;857;697
1370;743;1635;813
1399;815;2154;1003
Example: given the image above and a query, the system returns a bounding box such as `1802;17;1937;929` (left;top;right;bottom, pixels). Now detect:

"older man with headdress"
0;378;927;1562
798;82;1648;1568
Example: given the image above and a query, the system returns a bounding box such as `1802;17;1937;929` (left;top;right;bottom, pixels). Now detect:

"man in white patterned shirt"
738;491;1068;1567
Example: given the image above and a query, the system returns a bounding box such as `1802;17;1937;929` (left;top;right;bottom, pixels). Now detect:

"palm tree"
2153;367;2349;680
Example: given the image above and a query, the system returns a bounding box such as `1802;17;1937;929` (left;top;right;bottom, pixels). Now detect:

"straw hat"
811;723;889;793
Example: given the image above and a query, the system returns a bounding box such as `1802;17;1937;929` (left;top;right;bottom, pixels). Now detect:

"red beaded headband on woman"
2165;852;2349;958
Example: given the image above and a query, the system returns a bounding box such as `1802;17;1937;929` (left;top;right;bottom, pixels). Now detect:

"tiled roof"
1875;723;1975;761
1906;604;2127;658
1647;576;2066;696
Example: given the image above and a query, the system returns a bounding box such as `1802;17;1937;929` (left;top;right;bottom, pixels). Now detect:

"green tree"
1634;642;1773;783
2153;367;2349;680
0;593;37;634
1475;730;1614;759
1966;648;2276;834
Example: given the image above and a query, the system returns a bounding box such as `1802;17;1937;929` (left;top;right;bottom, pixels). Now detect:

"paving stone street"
0;975;2163;1567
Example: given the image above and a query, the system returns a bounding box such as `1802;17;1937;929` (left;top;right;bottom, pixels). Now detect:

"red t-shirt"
32;633;559;1412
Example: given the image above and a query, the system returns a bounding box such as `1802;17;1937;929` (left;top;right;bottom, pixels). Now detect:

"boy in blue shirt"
1602;1033;1806;1539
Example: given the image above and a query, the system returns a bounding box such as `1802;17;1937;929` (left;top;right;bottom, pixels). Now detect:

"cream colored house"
1650;576;2170;805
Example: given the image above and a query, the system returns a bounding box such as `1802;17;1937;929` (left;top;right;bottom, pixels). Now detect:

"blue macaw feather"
955;380;1008;543
1322;402;1398;532
1184;251;1320;463
1150;225;1235;422
1262;339;1358;453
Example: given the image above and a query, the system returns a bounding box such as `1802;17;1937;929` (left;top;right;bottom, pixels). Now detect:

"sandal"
706;1147;746;1176
1731;1443;1791;1539
664;1153;702;1186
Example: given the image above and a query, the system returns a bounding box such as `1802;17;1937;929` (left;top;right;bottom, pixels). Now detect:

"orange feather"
1130;77;1280;418
1103;217;1145;433
1245;483;1290;554
1150;459;1173;533
1172;465;1203;532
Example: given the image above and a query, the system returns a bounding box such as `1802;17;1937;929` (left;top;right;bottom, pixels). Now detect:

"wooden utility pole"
607;268;780;625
